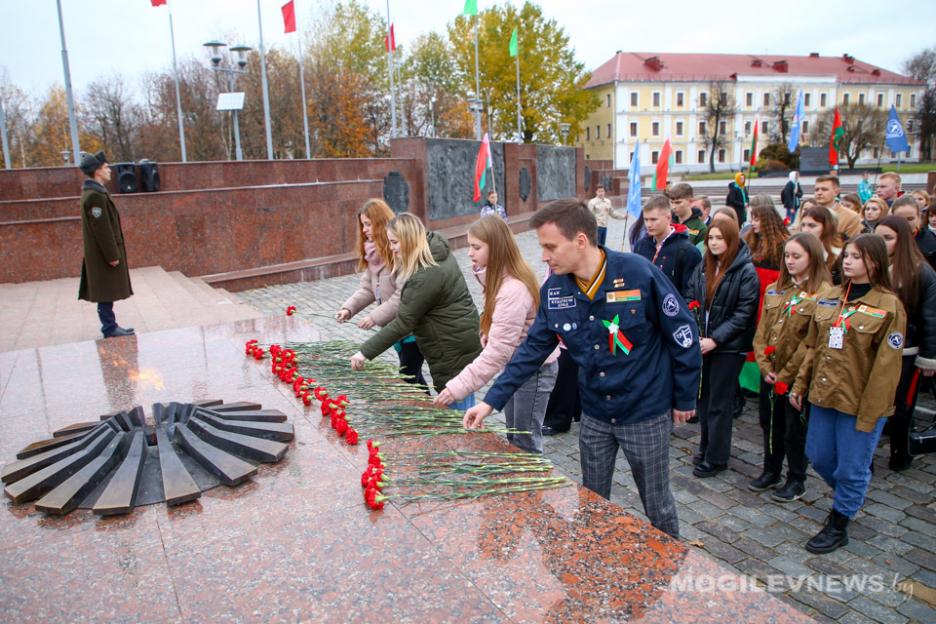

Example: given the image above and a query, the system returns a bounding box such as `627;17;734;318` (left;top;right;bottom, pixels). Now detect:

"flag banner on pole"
509;28;518;57
385;24;396;52
652;139;672;191
749;119;759;169
473;133;491;202
463;0;478;16
787;90;804;153
281;1;296;34
151;0;167;6
885;105;910;154
829;107;843;167
626;143;642;218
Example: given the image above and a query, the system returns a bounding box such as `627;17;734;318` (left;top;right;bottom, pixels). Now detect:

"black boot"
805;509;850;554
748;471;781;492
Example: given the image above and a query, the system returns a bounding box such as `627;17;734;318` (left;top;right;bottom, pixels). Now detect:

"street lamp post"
204;40;252;161
559;122;571;145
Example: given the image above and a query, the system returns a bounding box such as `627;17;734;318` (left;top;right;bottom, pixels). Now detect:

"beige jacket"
753;280;827;384
340;265;403;327
588;197;624;227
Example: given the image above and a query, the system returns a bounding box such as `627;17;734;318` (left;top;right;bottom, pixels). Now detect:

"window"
744;121;751;136
698;150;706;163
784;92;791;105
718;149;726;163
746;92;753;107
908;119;915;132
873;148;879;158
699;121;707;135
820;93;827;107
911;94;917;108
859;93;865;105
630;92;638;107
652;150;660;164
676;121;684;135
607;94;611;107
596;125;600;139
675;150;683;164
763;93;770;107
586;127;590;141
652;121;660;136
700;92;708;107
720;92;727;105
805;93;811;107
896;93;903;107
877;93;884;107
652;92;661;107
607;123;612;138
719;120;726;135
802;120;809;134
843;93;850;105
629;122;638;137
743;149;750;162
677;92;685;107
629;151;634;162
761;120;768;134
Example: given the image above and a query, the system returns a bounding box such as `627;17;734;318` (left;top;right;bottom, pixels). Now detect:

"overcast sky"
2;0;934;101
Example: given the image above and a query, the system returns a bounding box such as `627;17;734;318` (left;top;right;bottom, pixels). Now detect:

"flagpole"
385;0;397;138
256;0;275;159
473;14;481;140
55;0;80;164
167;0;187;162
0;98;11;169
296;35;311;159
515;43;521;140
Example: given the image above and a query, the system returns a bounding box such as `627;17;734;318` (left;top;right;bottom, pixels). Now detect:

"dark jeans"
758;379;809;482
698;352;746;466
543;349;581;431
397;339;428;391
97;302;117;336
596;226;608;247
889;354;920;461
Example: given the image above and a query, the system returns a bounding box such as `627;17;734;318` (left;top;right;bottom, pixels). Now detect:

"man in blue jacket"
464;199;702;538
633;194;701;299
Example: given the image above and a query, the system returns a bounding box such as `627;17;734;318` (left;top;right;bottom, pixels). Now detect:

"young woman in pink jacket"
433;216;559;452
336;199;426;386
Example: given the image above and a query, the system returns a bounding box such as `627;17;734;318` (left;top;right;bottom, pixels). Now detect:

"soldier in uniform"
77;151;135;338
464;199;702;538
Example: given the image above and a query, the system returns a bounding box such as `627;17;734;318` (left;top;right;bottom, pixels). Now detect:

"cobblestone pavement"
238;214;936;623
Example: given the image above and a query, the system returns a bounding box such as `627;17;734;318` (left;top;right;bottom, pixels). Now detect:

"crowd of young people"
335;170;930;554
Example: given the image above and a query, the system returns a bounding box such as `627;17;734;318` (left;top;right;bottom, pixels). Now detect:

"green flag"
509;27;518;57
463;0;477;16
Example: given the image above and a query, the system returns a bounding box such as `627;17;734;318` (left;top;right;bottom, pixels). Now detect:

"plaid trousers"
579;411;679;538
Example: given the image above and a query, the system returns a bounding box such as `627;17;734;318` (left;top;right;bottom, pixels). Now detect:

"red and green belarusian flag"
829;107;844;167
651;139;673;191
749;118;759;169
473;132;492;202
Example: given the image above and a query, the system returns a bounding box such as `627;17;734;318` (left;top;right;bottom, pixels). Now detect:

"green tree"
447;1;598;143
398;32;473;138
0;70;34;168
902;47;936;161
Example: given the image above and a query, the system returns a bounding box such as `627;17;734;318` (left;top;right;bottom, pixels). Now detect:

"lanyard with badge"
828;284;855;350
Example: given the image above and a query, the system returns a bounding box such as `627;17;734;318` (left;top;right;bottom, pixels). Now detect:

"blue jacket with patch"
484;248;702;425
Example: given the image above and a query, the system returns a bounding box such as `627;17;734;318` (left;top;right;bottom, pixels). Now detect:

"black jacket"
915;229;936;272
781;180;803;211
906;263;936;370
633;226;702;299
726;182;747;225
685;241;759;353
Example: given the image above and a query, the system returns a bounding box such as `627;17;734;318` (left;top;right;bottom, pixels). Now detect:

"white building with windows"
579;52;925;171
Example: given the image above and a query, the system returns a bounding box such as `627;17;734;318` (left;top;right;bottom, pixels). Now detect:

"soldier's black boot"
805;509;850;554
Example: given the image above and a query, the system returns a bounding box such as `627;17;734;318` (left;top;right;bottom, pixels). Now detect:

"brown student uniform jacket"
753;280;829;385
793;284;907;432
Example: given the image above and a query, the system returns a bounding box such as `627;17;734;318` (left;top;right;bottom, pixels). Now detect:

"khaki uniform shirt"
793;285;907;431
588;197;623;227
753;280;826;384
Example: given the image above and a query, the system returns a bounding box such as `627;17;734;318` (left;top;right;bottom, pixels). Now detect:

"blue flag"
626;143;642;218
787;90;805;153
885;105;910;154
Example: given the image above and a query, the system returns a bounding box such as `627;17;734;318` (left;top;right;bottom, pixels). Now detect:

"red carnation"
302;393;312;406
783;216;791;226
336;419;349;436
774;382;789;395
764;346;776;357
252;348;265;360
286;305;297;316
688;300;701;311
346;428;359;445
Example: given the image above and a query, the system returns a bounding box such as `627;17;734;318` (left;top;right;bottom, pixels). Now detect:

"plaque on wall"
383;171;410;213
519;168;531;202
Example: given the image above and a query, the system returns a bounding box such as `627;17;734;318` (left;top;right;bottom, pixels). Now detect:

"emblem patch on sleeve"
673;324;694;349
91;206;103;218
662;293;680;317
888;332;904;349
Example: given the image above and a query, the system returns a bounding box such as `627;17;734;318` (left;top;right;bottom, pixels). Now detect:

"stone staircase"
0;267;262;352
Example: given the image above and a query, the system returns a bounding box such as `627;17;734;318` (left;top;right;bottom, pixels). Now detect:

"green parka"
77;180;133;303
360;232;482;391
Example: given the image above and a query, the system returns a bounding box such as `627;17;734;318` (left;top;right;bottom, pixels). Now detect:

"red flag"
749;119;759;168
384;24;396;52
655;139;672;190
150;0;167;6
828;107;844;167
281;0;297;34
473;133;491;202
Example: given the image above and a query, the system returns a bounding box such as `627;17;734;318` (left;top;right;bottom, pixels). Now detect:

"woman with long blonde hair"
433;216;559;452
336;199;427;386
351;214;482;407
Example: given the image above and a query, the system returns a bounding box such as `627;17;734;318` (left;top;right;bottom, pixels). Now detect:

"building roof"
586;52;922;87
